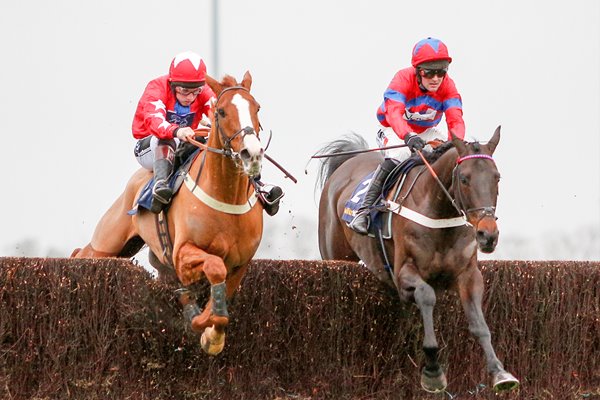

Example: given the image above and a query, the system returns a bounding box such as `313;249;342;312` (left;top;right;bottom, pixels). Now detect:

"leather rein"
187;86;297;183
417;151;497;226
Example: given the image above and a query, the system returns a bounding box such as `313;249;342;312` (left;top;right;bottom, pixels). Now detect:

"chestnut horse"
73;72;265;355
316;127;519;393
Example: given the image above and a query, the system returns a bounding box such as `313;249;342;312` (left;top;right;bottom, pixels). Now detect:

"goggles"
175;85;204;97
419;68;448;79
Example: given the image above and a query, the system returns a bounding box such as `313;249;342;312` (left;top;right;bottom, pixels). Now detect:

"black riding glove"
405;133;426;152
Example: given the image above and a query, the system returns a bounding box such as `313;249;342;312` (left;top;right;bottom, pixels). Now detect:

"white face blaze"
231;93;263;176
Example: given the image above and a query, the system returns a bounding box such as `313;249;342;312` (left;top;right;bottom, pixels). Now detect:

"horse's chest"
197;220;262;263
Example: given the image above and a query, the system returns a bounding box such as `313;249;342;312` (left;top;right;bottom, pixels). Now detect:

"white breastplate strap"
386;200;468;229
184;173;258;214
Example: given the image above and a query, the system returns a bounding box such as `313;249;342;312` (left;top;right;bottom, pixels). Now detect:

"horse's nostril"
477;230;491;245
239;148;250;161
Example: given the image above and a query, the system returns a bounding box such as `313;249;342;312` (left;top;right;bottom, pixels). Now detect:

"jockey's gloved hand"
175;127;196;142
405;133;426;152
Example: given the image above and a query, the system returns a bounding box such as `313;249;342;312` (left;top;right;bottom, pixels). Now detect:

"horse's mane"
314;133;369;192
220;74;239;87
420;141;456;164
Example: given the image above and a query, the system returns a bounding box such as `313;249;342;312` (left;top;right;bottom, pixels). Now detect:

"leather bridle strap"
453;154;497;222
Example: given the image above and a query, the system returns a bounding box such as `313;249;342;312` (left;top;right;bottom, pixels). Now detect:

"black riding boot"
264;185;284;216
348;159;396;234
254;178;284;216
150;142;175;214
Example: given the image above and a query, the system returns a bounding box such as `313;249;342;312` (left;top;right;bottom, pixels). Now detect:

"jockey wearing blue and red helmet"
349;37;466;235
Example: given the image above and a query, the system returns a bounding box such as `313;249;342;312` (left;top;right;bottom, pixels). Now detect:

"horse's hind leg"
457;265;519;392
398;264;447;393
72;191;138;258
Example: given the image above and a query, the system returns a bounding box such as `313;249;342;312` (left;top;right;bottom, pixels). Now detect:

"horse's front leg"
397;264;447;393
175;241;230;355
456;265;519;392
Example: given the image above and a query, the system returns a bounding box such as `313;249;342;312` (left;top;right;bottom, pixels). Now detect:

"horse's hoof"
421;367;447;393
493;370;519;392
200;326;225;355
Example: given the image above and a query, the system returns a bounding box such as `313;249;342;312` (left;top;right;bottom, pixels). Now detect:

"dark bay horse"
72;72;265;355
316;127;519;393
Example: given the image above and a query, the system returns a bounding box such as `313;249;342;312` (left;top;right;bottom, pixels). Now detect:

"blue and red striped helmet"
411;38;452;68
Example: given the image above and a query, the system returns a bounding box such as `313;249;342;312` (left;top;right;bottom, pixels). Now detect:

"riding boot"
348;159;396;234
150;142;175;214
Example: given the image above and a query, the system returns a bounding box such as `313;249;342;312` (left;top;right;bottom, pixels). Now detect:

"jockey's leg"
150;140;176;213
348;158;396;234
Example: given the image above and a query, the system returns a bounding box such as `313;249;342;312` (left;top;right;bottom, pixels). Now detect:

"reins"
188;86;297;183
416;150;497;225
416;150;465;218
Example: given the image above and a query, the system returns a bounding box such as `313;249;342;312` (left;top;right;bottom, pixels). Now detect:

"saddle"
343;156;423;238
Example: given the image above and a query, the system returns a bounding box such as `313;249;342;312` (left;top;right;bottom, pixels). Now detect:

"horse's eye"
217;108;226;118
459;174;469;185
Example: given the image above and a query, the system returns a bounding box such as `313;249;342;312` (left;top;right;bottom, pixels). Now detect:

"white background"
1;1;598;260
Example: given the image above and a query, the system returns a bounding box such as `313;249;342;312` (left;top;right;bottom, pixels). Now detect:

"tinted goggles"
419;68;448;79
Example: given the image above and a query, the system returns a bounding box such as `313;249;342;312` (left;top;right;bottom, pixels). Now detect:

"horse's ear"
206;74;222;96
450;131;467;154
241;71;252;91
487;125;501;154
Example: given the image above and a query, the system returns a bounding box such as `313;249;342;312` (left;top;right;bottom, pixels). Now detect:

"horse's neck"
196;151;251;204
413;149;457;217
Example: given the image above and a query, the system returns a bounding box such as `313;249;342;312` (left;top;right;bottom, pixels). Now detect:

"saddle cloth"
128;148;200;215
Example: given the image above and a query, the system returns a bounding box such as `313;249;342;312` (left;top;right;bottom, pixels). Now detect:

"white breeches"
134;136;180;171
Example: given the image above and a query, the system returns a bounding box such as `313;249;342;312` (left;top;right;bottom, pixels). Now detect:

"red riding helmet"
411;38;452;68
168;51;207;85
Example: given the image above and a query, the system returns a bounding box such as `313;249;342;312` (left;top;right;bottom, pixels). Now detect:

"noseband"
212;86;260;160
452;154;497;224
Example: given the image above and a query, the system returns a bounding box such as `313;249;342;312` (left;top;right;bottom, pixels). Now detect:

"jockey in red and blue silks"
349;37;466;235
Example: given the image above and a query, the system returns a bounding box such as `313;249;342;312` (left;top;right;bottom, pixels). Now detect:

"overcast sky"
0;1;598;260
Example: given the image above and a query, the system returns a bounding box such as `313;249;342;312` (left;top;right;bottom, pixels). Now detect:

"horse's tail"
314;132;370;192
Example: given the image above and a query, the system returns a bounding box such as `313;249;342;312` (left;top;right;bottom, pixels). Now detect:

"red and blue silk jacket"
132;75;215;140
376;67;465;140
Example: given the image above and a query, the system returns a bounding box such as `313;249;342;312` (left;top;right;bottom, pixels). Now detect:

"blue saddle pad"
128;149;200;215
342;171;376;223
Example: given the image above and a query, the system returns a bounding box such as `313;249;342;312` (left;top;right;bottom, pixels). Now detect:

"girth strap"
155;210;174;267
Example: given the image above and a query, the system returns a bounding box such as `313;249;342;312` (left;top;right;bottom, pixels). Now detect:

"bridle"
189;85;260;160
417;151;498;226
452;154;497;224
186;85;297;183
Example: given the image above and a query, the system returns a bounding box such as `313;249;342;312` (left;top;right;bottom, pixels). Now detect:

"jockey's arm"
444;107;465;140
385;101;412;140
